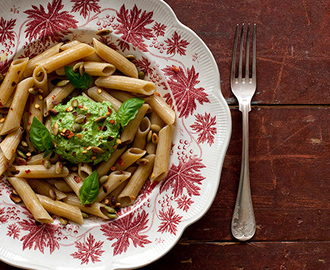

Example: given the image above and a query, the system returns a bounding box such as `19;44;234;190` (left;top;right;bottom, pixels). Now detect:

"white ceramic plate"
0;0;231;269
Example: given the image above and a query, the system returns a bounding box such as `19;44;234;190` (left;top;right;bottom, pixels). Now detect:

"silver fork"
230;23;256;241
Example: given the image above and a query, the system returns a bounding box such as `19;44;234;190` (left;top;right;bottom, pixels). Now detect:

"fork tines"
231;23;256;84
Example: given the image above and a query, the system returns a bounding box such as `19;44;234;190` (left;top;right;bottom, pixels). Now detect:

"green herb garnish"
117;97;145;127
30;117;54;158
64;66;93;90
79;171;99;205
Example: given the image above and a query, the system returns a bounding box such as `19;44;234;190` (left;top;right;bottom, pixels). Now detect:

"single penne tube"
26;152;51;165
87;86;122;111
0;127;23;160
28;179;67;201
84;62;116;77
120;104;149;144
36;194;84;225
113;148;146;171
151;125;174;183
53;180;73;193
0;151;8;176
36;43;95;74
96;170;131;202
96;146;127;177
109;90;135;102
24;43;62;77
61;41;102;62
8;177;53;223
0;58;29;106
95;75;155;96
118;154;155;207
64;172;83;197
44;83;75;115
14;165;69;178
145;94;176;125
150;110;165;129
78;163;93;179
27;95;43;132
93;38;138;78
0;77;34;135
133;117;151;149
32;66;49;96
64;193;116;219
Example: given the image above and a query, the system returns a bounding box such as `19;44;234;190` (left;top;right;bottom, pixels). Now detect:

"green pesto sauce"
50;96;121;164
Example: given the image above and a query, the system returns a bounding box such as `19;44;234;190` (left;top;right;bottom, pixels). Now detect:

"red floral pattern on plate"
0;1;230;269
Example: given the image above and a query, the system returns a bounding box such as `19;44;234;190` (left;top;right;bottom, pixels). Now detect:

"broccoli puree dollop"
50;95;121;164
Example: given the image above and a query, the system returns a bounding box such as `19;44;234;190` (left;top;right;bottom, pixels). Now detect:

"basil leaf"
30;117;54;154
64;66;92;90
79;171;99;205
117;97;145;127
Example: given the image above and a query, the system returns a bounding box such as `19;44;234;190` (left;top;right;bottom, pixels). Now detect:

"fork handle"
231;104;256;241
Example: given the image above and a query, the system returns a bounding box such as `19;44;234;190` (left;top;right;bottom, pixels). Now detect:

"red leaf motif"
134;56;153;76
18;219;60;254
162;65;210;118
71;233;105;265
176;195;193;212
0;18;16;44
190;113;217;146
165;31;189;56
0;207;8;223
152;22;166;37
115;4;154;52
157;206;182;235
160;156;206;197
100;210;151;256
7;224;20;239
71;0;101;19
24;0;78;43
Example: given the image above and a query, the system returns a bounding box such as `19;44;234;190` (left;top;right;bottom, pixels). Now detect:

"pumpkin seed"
150;124;161;132
56;79;70;87
96;29;111;36
99;175;108;184
43;159;51;169
28;87;38;95
125;54;136;61
73;62;84;73
138;71;145;79
55;161;63;174
10;193;22;204
75;115;86;123
72;123;82;133
71;99;78;107
94;115;107;122
15;157;27;165
53;122;59;135
17;149;27;159
151;133;159;144
92;146;105;154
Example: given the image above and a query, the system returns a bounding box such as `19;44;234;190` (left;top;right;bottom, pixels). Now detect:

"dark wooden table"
1;0;329;269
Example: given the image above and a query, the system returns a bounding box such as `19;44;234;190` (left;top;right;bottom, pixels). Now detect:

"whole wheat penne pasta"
95;75;155;96
64;172;83;197
24;43;62;77
118;154;155;207
93;38;138;78
28;179;67;200
0;151;8;176
14;165;69;178
36;43;95;74
8;177;53;223
151;125;173;183
44;83;75;115
64;194;116;219
84;62;116;76
87;86;122;111
53;180;73;193
32;66;49;96
0;127;23;160
96;146;127;177
120;104;149;144
36;194;84;225
26;152;51;165
145;94;176;125
113;148;146;171
27;95;43;132
0;58;29;106
133;117;151;149
96;170;131;202
109;90;135;102
0;77;34;135
60;40;81;50
78;163;93;179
